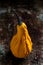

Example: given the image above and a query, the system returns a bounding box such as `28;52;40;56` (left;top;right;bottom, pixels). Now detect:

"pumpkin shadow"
4;50;27;65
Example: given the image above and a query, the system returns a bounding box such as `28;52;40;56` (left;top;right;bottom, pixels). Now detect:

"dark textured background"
0;0;43;65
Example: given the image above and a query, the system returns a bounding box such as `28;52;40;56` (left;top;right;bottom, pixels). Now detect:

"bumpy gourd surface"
10;22;32;58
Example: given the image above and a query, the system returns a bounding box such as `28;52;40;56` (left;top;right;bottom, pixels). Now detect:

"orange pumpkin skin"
10;22;32;58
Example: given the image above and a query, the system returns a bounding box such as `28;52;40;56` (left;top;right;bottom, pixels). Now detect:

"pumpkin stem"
12;9;22;25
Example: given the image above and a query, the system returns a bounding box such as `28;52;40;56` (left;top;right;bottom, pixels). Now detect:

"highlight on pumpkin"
10;22;32;58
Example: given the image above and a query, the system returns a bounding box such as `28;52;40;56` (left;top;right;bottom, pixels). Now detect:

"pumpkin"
10;22;32;58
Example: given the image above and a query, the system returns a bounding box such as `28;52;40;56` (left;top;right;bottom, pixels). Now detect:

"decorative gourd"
10;22;32;58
